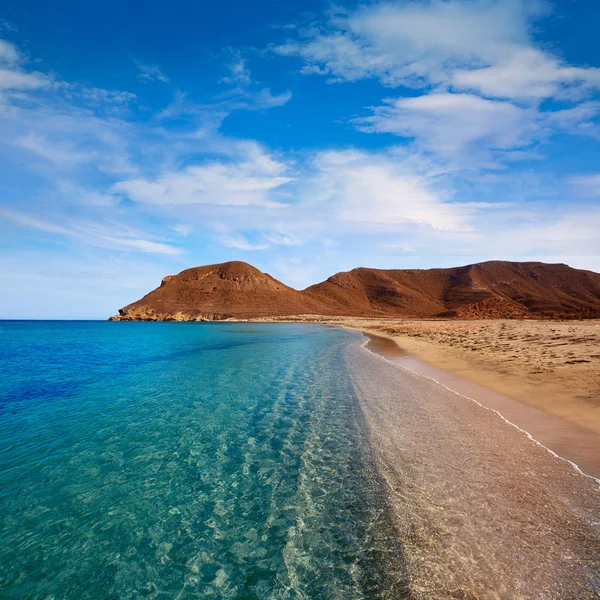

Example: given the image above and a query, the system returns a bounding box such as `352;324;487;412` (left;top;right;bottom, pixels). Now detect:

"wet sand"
324;318;600;479
345;338;600;598
339;319;600;436
364;332;600;479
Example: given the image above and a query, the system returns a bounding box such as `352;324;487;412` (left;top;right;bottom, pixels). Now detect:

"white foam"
358;337;600;489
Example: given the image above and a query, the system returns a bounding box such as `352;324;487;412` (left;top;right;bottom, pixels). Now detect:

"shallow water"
365;331;600;480
0;321;405;600
2;321;599;599
347;339;600;598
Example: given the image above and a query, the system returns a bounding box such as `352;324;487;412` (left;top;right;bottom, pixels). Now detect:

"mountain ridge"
110;260;600;321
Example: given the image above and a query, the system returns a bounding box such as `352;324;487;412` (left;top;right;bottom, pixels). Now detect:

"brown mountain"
304;261;600;318
111;261;329;321
111;260;600;321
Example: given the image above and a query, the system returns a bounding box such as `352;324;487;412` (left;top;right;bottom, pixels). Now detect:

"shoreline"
346;324;600;481
108;316;600;478
344;334;600;596
332;318;600;432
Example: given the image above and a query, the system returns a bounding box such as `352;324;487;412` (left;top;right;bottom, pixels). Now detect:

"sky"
0;0;599;319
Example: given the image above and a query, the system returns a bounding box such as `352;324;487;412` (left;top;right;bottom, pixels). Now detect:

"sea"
0;321;406;600
2;321;600;599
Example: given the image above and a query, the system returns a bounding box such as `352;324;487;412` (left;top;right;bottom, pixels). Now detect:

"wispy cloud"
0;39;20;63
273;0;599;101
15;131;98;165
271;1;600;170
220;57;252;86
452;47;600;100
354;93;538;160
113;143;294;207
217;51;292;110
0;39;49;91
134;59;169;83
570;174;600;196
261;230;304;246
217;233;269;250
0;36;297;272
0;207;183;255
171;223;193;236
307;148;475;231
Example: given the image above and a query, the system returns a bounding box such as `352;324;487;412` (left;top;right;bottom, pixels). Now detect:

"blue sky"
1;0;599;318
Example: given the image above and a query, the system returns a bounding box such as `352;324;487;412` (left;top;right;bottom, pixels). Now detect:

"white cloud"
158;83;291;121
216;53;292;110
0;39;21;65
275;30;389;84
0;21;18;34
15;132;97;165
0;38;298;270
55;82;137;105
0;67;49;90
542;102;600;136
114;146;294;207
53;180;119;207
261;230;304;246
274;0;600;102
475;210;600;261
273;1;600;167
249;88;292;110
171;223;193;236
308;149;475;231
0;39;50;91
1;98;138;177
0;207;69;235
274;1;535;86
356;93;538;157
384;242;417;252
212;86;292;111
453;47;600;100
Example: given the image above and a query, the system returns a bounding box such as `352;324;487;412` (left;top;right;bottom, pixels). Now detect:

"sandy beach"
329;318;600;435
344;340;600;598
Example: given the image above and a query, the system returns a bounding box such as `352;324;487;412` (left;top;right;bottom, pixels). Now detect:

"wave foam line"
358;338;600;489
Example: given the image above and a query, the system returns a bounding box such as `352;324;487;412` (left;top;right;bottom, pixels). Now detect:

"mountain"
110;260;600;321
111;261;328;321
304;261;600;318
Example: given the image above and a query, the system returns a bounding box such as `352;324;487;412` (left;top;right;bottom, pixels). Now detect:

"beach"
333;319;600;432
345;339;600;598
319;317;600;482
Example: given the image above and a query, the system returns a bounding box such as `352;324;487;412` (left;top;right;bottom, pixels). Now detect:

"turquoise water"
0;321;406;600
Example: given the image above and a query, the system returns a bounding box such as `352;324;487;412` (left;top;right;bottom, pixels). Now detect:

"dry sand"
330;318;600;436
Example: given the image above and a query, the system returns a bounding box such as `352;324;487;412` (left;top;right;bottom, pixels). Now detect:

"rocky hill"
111;261;328;321
110;260;600;321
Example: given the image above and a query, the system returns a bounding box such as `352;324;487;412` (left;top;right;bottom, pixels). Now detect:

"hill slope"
304;261;600;319
112;261;328;320
111;260;600;320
